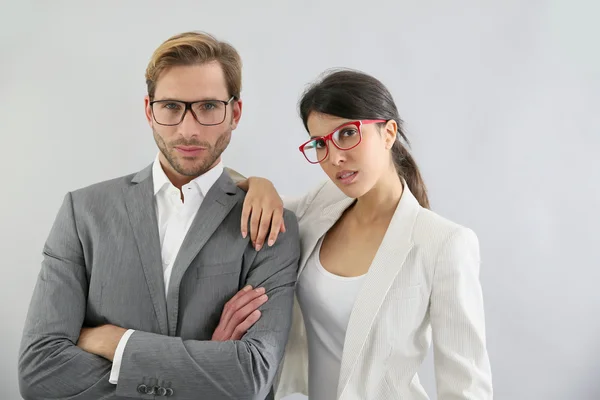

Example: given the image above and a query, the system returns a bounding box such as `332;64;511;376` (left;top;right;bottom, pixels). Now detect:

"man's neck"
157;155;219;191
162;167;194;190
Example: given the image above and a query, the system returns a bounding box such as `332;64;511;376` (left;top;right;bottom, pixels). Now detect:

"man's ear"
230;99;243;130
144;95;153;127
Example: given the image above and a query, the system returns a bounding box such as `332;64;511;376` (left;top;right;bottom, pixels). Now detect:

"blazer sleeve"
114;210;302;400
18;192;115;399
430;227;493;399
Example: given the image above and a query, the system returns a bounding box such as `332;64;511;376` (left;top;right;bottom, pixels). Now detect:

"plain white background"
1;1;599;399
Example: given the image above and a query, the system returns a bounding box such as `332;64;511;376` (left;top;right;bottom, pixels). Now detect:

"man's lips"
175;146;206;155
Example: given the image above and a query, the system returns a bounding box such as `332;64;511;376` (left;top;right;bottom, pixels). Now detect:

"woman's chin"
332;180;369;199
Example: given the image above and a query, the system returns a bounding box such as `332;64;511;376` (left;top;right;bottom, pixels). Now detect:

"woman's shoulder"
315;179;348;203
285;179;347;218
412;207;479;254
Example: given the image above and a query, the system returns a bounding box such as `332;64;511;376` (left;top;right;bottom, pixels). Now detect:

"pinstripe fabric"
275;180;493;400
18;164;301;400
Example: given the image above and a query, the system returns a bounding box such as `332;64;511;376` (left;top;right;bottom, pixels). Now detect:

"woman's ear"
384;120;398;149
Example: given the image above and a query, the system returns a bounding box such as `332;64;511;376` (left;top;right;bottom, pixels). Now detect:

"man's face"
144;62;242;181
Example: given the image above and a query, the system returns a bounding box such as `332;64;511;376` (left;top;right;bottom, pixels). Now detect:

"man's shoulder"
281;207;299;231
69;169;144;201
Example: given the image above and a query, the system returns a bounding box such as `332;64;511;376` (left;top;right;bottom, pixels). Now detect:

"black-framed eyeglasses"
149;96;235;126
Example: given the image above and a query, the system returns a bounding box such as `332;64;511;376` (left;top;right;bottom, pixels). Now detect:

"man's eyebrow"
153;97;226;102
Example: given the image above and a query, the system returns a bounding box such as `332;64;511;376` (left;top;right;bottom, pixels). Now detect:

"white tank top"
296;236;367;400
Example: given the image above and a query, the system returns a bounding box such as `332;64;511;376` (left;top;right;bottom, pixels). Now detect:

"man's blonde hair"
145;31;242;100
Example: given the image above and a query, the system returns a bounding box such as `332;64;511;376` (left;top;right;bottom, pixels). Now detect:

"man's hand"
212;285;268;341
77;324;127;361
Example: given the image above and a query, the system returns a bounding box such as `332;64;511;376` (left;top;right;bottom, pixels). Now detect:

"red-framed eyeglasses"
298;119;386;164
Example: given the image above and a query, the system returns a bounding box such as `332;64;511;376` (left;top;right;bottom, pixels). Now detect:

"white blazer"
274;180;493;400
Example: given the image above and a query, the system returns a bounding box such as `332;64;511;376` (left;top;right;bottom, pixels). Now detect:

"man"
18;31;300;400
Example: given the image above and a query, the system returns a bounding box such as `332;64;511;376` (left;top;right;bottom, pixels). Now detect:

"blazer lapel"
298;197;354;276
337;185;421;399
124;165;169;336
165;171;241;335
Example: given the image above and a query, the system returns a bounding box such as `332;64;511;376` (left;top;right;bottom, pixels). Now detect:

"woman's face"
305;112;397;198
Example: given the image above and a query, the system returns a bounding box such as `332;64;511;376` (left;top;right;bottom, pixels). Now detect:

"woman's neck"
351;167;404;224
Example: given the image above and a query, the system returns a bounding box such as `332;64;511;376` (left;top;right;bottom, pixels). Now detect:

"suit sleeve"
18;192;115;399
430;227;493;399
115;210;301;400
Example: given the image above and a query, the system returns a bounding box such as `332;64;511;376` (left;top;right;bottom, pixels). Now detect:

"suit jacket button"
137;384;148;394
166;387;174;397
157;387;167;396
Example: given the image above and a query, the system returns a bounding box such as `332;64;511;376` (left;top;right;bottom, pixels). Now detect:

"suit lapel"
165;171;241;335
124;165;169;336
337;185;421;399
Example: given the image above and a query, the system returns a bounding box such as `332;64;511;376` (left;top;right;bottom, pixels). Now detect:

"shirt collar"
152;154;224;197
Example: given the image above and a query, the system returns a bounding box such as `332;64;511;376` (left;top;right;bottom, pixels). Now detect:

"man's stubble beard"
153;127;232;177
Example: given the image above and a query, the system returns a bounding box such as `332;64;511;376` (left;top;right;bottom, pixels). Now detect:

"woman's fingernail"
242;231;247;238
268;239;274;247
243;285;252;291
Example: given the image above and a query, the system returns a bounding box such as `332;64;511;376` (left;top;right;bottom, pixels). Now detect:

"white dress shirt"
296;236;366;400
109;155;223;384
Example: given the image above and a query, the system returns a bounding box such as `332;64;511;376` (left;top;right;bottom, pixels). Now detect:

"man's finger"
228;293;268;331
219;285;253;328
223;290;267;335
231;310;262;340
222;287;265;330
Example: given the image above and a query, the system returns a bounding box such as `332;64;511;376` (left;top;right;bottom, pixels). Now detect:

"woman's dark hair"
299;69;430;209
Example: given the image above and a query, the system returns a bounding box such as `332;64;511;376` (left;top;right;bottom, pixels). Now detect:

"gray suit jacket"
18;164;301;400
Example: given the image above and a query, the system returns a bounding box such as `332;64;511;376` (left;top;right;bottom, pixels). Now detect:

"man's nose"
178;110;202;139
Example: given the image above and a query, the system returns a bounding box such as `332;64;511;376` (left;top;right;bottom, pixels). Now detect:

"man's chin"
165;149;221;177
176;166;208;177
174;160;215;177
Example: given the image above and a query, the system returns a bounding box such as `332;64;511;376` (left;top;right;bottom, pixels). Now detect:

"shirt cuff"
109;329;135;384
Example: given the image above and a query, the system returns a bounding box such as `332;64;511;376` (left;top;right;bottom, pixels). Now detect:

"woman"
221;69;493;399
